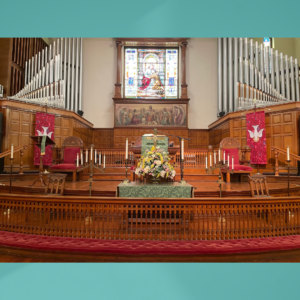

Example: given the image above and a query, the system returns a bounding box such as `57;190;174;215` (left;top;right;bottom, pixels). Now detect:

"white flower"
157;146;160;149
170;170;176;178
144;166;150;174
135;168;141;175
160;170;166;178
155;160;162;166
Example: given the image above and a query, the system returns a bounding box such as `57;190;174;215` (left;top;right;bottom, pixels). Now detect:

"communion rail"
271;146;300;175
54;148;251;168
1;194;300;241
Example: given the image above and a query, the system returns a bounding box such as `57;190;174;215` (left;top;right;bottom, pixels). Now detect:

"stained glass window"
125;48;178;99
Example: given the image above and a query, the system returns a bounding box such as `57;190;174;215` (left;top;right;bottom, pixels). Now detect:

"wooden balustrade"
0;145;28;174
1;194;300;241
54;147;252;169
271;147;300;176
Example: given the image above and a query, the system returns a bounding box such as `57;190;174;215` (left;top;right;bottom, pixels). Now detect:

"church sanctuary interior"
2;37;300;262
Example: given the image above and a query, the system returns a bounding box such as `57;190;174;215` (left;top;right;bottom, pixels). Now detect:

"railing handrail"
1;193;300;205
271;146;300;161
0;145;28;159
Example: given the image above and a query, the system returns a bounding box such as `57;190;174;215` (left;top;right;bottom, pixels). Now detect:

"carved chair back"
45;173;67;195
220;137;241;163
61;136;84;164
248;175;270;197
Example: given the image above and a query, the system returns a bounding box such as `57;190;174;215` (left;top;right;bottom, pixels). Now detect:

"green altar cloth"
117;182;194;198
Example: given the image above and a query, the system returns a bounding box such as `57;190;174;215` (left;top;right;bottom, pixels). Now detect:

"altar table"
117;182;194;198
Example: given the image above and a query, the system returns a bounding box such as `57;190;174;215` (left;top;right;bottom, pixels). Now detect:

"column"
114;41;123;98
180;41;188;99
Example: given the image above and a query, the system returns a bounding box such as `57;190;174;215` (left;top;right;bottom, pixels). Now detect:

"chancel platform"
117;182;194;198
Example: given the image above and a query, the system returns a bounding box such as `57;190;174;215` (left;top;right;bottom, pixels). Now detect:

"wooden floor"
0;179;299;197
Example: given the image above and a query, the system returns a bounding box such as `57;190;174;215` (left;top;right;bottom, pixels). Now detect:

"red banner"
34;112;55;166
246;111;267;165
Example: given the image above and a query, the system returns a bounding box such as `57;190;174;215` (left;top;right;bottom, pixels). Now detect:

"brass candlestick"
286;159;291;196
9;157;13;194
76;152;106;196
180;158;186;185
206;160;233;198
123;158;130;184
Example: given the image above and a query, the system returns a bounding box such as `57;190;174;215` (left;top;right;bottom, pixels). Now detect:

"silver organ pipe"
234;38;238;111
217;37;299;112
79;38;83;111
270;49;275;89
228;38;233;112
285;55;290;100
265;47;269;83
75;38;79;113
71;38;75;111
244;38;248;60
290;57;295;101
275;50;280;93
223;38;227;113
9;38;83;112
67;38;71;110
295;59;300;102
280;53;285;99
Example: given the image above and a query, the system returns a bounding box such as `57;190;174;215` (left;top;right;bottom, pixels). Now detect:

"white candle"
210;153;212;167
99;152;101;165
81;151;83;165
95;149;97;164
181;139;184;160
86;150;88;163
76;153;79;167
104;154;106;168
223;151;225;163
232;156;234;170
11;144;13;159
227;154;229;166
214;152;216;165
287;147;290;160
219;149;221;162
205;156;208;169
125;138;128;159
90;146;93;160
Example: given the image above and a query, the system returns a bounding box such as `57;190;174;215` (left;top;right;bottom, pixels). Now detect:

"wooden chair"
220;137;253;183
50;136;83;182
248;175;270;197
45;174;67;195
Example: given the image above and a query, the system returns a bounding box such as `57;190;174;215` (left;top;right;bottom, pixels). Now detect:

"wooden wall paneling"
113;128;189;149
93;129;114;149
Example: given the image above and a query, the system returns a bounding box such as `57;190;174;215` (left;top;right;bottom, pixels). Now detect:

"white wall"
82;38;116;128
82;38;218;129
186;38;218;128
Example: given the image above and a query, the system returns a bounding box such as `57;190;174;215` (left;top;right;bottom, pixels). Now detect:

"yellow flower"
151;164;154;168
151;146;155;152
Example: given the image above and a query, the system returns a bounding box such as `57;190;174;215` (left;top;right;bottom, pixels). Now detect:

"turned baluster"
275;151;279;176
19;149;24;175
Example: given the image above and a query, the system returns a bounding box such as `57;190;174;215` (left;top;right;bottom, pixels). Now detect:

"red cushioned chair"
220;137;253;183
50;136;83;182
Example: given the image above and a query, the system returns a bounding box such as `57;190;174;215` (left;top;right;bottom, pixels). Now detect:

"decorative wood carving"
62;136;84;148
220;137;241;150
45;173;67;196
248;175;270;197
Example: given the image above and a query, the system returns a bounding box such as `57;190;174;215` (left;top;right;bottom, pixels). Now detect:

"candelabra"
180;158;186;185
206;159;233;198
76;157;105;197
286;159;291;196
123;158;130;184
9;158;13;194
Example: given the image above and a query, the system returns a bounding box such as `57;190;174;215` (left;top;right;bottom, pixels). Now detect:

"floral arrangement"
135;146;176;179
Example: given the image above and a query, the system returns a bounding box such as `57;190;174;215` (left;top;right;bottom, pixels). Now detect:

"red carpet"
1;231;300;255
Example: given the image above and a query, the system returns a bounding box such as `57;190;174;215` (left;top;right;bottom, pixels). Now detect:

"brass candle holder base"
122;159;131;184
